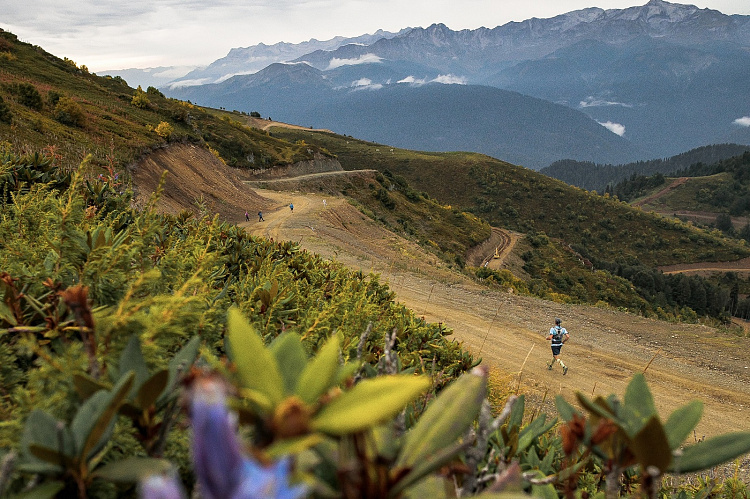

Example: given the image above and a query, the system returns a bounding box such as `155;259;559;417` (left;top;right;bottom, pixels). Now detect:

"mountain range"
111;0;750;169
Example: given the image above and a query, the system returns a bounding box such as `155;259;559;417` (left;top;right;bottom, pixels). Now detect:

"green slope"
267;128;749;268
0;29;323;173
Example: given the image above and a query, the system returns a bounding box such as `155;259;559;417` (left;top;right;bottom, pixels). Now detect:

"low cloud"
598;121;626;136
432;74;466;85
733;116;750;127
397;74;466;85
166;78;213;88
580;96;633;108
351;78;382;90
397;75;427;85
327;53;383;70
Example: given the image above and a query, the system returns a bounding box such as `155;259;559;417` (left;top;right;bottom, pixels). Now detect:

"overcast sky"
3;0;749;72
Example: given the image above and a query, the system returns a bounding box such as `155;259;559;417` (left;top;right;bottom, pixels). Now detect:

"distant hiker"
245;211;249;222
546;317;570;375
289;203;294;212
322;199;327;207
258;211;264;222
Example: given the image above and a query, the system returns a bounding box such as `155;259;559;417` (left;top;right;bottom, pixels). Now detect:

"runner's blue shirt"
549;326;568;347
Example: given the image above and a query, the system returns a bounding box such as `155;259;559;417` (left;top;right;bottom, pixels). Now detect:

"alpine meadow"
3;1;750;497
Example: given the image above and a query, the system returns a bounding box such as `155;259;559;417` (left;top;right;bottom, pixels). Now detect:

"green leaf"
265;433;325;459
311;375;430;435
72;373;110;401
664;400;703;450
396;367;486;469
0;300;17;326
401;474;454;499
72;371;134;461
93;457;172;482
555;395;579;422
134;370;169;409
28;445;69;467
226;307;284;406
630;416;672;472
392;438;470;496
507;394;525;430
159;336;201;406
669;432;750;474
117;335;150;396
335;361;361;386
21;410;75;465
518;415;557;453
296;334;341;405
11;481;65;499
621;373;656;437
270;333;307;395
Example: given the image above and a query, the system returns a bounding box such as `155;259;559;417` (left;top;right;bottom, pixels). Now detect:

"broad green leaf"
296;334;341;405
28;445;69;467
576;394;618;423
630;415;672;472
518;415;557;452
621;373;656;437
158;336;201;406
12;481;65;499
396;367;485;469
0;300;17;326
117;335;150;394
238;388;274;413
400;474;454;499
507;394;525;430
311;375;430;435
555;395;579;422
22;410;72;457
74;371;134;461
664;400;703;450
392;438;470;496
93;457;172;482
335;361;361;386
265;433;325;459
668;432;750;474
270;333;307;395
134;370;169;409
72;373;110;401
227;307;284;406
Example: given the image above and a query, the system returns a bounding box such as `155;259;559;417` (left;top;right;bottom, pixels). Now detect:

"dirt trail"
633;177;688;207
242;189;750;442
133;146;750;455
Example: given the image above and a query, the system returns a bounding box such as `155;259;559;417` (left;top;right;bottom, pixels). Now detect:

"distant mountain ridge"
162;0;750;168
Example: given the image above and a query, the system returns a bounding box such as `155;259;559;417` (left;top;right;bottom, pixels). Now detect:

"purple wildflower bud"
233;457;307;499
139;473;186;499
190;377;244;499
189;376;308;499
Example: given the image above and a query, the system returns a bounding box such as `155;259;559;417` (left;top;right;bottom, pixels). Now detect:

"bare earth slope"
134;147;750;444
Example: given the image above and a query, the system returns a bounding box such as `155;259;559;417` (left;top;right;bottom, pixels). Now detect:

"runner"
546;318;570;374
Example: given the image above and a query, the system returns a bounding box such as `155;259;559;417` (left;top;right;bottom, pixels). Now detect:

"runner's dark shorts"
551;345;562;355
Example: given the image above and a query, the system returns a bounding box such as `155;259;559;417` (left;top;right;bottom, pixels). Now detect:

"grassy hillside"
0;29;322;173
268;128;749;268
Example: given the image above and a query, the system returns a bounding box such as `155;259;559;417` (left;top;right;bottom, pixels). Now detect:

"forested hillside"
541;144;750;193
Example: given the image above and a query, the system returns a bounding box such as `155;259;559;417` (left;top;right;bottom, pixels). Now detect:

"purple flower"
190;377;307;499
139;473;186;499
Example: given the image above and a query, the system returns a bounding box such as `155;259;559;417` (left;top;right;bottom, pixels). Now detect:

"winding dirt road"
133;145;750;474
241;188;750;449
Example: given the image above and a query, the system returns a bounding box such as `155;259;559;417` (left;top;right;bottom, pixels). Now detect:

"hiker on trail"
546;317;570;375
322;199;327;207
258;211;264;222
245;211;249;222
289;203;294;212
